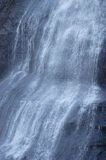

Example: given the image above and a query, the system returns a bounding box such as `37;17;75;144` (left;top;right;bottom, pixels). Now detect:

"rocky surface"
85;102;106;160
97;39;106;87
0;0;29;79
97;0;106;87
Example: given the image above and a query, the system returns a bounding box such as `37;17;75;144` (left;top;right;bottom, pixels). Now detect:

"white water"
0;0;104;160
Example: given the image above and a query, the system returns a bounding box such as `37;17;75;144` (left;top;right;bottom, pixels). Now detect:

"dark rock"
64;122;76;136
21;156;27;160
0;0;30;79
97;39;106;87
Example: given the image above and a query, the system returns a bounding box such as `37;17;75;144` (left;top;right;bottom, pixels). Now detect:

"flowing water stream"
0;0;104;160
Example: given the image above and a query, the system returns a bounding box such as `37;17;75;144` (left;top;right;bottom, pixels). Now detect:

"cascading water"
0;0;104;160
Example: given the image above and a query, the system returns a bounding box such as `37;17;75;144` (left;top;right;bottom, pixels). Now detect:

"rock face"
97;0;106;87
0;0;29;78
83;102;106;160
97;39;106;87
0;1;106;160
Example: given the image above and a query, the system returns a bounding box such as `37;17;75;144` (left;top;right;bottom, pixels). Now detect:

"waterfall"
0;0;104;160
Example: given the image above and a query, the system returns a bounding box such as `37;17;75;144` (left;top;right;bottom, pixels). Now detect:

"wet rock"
0;0;29;79
85;102;106;160
64;122;76;136
97;39;106;87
